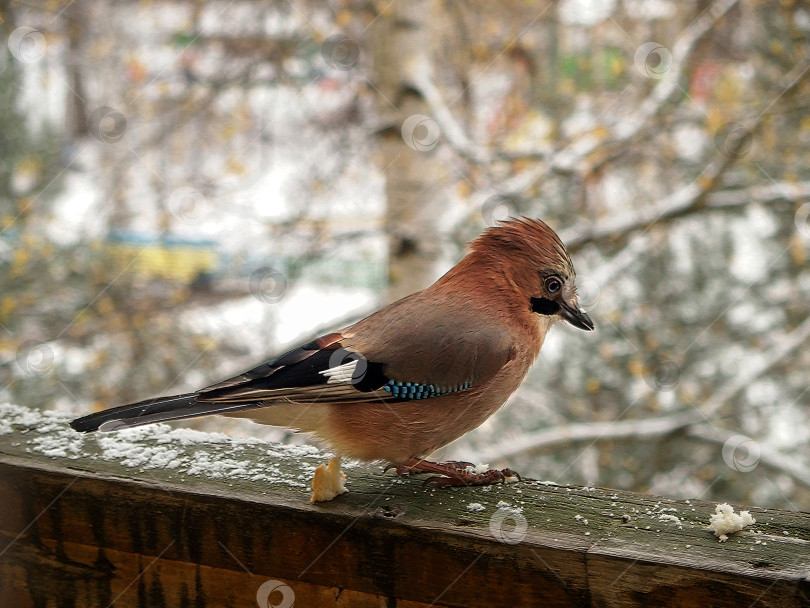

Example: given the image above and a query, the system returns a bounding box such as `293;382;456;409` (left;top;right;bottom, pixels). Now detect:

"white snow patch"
559;0;617;26
1;404;325;489
496;500;524;515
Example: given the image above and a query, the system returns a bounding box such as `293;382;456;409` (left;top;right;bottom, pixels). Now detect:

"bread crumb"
310;457;347;502
708;503;755;542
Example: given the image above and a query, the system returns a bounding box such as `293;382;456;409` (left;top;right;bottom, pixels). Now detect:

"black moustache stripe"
530;297;560;316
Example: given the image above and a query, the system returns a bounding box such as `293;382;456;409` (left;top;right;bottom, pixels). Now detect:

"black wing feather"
70;331;394;432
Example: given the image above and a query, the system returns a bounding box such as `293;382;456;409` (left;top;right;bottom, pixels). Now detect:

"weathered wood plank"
0;405;808;607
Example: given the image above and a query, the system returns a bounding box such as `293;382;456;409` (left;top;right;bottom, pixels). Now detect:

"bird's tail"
69;393;261;433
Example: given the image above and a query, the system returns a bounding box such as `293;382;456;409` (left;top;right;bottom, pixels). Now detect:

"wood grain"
0;406;807;607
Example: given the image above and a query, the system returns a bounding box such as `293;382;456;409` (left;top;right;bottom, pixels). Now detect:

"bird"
70;218;594;500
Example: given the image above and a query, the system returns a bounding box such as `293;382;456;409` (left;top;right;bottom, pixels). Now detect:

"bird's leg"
387;458;520;487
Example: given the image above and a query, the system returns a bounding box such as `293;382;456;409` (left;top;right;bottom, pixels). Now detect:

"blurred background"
1;0;809;509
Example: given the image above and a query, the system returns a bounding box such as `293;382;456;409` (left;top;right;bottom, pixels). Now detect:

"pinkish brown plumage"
70;218;593;489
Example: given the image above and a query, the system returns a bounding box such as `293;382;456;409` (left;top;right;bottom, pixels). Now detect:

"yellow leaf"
472;43;489;62
335;9;352;27
97;296;115;315
705;108;725;134
790;234;807;266
11;249;29;276
225;158;246;175
697;174;715;190
455;180;472;198
0;296;16;321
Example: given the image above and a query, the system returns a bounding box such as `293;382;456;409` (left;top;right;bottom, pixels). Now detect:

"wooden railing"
0;405;808;607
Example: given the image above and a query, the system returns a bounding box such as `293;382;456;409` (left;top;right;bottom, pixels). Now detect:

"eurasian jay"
71;218;593;500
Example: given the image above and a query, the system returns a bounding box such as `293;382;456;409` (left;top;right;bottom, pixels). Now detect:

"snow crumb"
708;503;756;542
495;500;523;515
467;502;486;512
465;463;490;474
658;514;681;525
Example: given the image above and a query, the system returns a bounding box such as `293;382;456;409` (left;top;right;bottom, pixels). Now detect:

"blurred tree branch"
481;313;810;472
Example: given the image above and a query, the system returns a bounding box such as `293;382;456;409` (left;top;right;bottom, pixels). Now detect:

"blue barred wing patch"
382;379;473;400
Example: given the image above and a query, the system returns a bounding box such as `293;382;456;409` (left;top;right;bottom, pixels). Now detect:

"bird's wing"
202;288;516;402
198;305;516;405
196;331;389;404
71;300;516;432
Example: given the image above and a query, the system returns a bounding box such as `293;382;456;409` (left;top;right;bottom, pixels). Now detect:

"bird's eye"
545;276;562;294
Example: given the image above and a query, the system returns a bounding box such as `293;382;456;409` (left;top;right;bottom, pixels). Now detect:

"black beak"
559;301;594;331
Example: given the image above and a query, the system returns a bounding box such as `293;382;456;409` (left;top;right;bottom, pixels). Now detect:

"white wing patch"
319;360;358;384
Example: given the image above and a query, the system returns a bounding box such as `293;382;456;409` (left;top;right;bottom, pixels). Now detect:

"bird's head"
471;217;594;331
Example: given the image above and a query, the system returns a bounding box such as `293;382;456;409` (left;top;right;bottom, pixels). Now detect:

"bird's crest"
471;217;574;276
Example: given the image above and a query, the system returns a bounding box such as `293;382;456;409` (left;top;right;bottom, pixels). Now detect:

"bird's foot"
423;467;521;488
384;460;474;477
387;458;520;487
